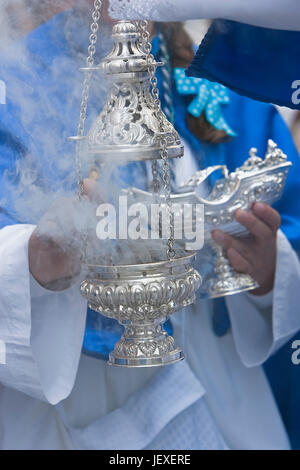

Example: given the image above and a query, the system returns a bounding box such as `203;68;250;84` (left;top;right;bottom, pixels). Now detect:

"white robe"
1;144;300;450
0;220;300;449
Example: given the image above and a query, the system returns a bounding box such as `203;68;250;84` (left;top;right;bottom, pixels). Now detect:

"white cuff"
30;273;58;298
0;225;87;404
246;289;273;310
225;229;300;367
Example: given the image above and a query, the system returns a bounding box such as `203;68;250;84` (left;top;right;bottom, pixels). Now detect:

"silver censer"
124;140;292;299
76;20;201;367
184;140;292;298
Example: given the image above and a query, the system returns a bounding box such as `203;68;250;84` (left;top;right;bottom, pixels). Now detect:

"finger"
234;209;271;241
252;202;281;234
83;178;103;203
227;247;253;275
83;178;97;197
212;229;254;261
212;230;233;250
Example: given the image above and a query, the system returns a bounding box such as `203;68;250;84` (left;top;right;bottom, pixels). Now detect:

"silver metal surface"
137;19;176;259
124;140;292;299
81;250;201;367
73;19;200;368
83;20;183;163
197;141;292;298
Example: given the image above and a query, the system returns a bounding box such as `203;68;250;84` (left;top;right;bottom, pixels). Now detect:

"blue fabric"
212;298;231;338
174;68;237;137
82;308;124;361
186;20;300;110
264;332;300;450
1;12;300;446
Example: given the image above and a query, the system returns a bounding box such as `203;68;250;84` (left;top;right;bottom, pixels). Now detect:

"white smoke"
0;1;158;266
0;1;72;48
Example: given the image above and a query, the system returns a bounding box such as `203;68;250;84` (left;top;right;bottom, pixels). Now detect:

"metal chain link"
73;1;102;263
75;0;102;199
138;20;176;259
157;29;176;193
157;31;175;125
137;21;160;195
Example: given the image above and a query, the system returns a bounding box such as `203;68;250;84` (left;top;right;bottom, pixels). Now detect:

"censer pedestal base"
202;243;258;299
109;321;184;367
206;274;258;299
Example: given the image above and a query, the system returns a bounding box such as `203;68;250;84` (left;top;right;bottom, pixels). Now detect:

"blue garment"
186;20;300;110
174;68;237;137
264;333;300;450
1;11;300;447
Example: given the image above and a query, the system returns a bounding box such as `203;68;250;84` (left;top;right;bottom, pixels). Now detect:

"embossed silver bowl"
81;250;201;367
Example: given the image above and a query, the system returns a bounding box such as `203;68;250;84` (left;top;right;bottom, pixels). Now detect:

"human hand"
212;202;281;296
28;178;98;291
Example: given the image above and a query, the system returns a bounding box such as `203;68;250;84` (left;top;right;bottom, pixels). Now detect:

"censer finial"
82;20;184;163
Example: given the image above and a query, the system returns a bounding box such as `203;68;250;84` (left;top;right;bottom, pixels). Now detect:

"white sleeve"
225;229;300;367
0;224;87;405
109;0;300;31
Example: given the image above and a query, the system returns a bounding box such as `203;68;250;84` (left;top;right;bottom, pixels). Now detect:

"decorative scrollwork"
81;269;201;323
81;255;201;366
113;330;177;360
85;20;183;161
204;169;290;227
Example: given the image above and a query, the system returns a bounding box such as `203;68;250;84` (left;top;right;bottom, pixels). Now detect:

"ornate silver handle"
178;165;229;191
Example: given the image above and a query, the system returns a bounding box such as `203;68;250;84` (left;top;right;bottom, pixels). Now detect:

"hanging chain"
73;1;101;263
157;31;175;125
75;0;102;199
157;28;176;193
137;21;160;194
138;20;176;259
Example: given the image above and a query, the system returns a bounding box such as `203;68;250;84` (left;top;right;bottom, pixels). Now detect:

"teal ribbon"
174;68;237;137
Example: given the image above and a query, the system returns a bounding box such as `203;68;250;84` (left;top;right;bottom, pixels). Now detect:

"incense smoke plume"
0;1;156;265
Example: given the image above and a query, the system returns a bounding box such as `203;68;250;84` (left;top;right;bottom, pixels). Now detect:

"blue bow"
174;68;237;137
